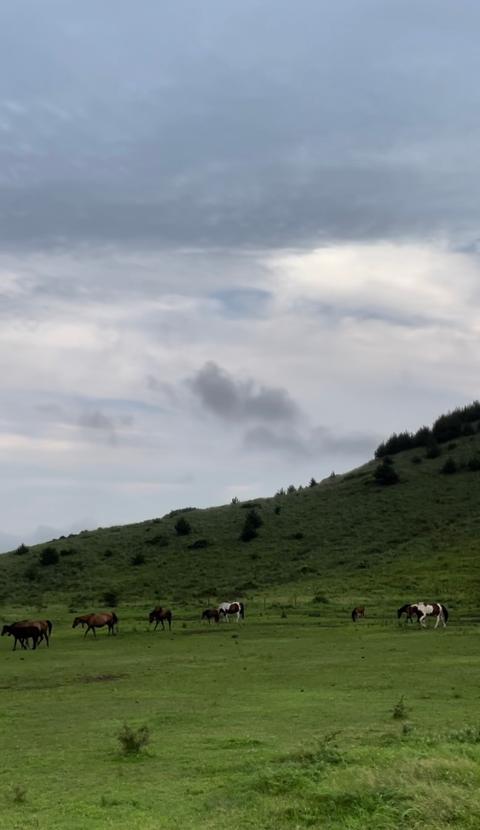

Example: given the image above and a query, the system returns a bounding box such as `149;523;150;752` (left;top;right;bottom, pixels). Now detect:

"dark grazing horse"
72;612;118;637
201;608;220;624
1;621;42;650
149;607;173;631
351;606;365;622
14;619;53;647
397;603;422;623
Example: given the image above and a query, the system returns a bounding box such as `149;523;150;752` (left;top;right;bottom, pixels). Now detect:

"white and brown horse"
398;602;448;628
218;601;245;622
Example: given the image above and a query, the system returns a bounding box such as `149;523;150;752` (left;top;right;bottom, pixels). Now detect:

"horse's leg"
154;620;159;631
419;613;427;628
161;620;165;631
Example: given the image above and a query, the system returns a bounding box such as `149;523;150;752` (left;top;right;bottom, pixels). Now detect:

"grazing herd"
0;598;448;652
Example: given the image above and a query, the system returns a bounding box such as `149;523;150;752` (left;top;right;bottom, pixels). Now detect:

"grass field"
1;603;480;830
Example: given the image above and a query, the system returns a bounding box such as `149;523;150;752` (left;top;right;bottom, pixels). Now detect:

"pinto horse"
1;621;42;651
411;602;448;628
201;608;220;624
148;607;172;631
218;601;245;622
72;612;118;637
397;602;448;628
351;606;365;622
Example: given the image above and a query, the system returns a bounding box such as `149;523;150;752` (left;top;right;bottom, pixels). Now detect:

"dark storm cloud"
1;0;480;250
187;362;299;423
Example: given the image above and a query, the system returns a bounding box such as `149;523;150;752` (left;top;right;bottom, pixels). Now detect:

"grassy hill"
1;407;480;615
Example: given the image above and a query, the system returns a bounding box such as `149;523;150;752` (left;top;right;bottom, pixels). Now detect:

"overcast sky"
1;0;480;549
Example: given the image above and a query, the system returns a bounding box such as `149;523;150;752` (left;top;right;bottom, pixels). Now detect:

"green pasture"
1;605;479;830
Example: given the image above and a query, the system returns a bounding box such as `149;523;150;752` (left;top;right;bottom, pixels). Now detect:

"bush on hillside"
15;543;29;555
174;517;192;536
441;457;458;475
373;460;399;486
131;553;146;566
188;539;210;549
287;484;296;494
239;508;263;543
103;589;119;607
309;478;317;487
467;456;480;471
40;547;59;566
425;440;441;459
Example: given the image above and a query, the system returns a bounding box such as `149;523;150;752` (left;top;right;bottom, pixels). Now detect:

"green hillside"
2;406;480;614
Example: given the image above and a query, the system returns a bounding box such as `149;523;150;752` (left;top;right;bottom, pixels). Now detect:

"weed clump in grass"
448;725;480;744
118;724;151;756
392;696;408;720
10;785;27;804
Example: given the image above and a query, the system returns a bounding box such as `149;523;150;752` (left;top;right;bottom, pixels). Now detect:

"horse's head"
1;624;10;636
72;617;81;628
148;610;156;624
201;610;208;620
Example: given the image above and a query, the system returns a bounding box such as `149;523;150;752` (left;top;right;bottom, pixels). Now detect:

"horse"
148;607;173;631
409;602;448;628
351;606;365;622
72;612;118;637
1;621;42;651
397;603;422;623
218;601;245;622
201;608;220;624
13;619;53;647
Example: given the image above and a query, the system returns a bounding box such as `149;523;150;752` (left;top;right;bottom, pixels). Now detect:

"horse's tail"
47;620;53;636
239;602;245;619
351;608;357;622
441;604;449;623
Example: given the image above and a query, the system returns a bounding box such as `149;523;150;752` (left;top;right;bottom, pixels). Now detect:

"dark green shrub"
287;485;296;494
40;547;59;566
24;565;38;582
188;539;209;550
467;456;480;471
103;590;119;607
309;478;317;487
231;496;239;504
15;543;29;555
373;460;399;485
425;439;441;459
274;505;281;515
174;517;192;536
411;455;422;464
131;553;145;566
117;724;150;756
441;457;457;475
240;526;258;543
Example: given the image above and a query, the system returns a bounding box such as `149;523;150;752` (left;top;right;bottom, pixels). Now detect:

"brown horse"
72;612;118;637
149;607;173;631
14;619;53;647
201;608;220;624
1;621;42;651
351;606;365;622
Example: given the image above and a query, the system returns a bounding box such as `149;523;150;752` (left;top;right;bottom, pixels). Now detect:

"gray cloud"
244;424;379;459
187;362;299;423
1;1;480;250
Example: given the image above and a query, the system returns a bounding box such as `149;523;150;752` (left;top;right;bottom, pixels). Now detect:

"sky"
1;0;480;549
